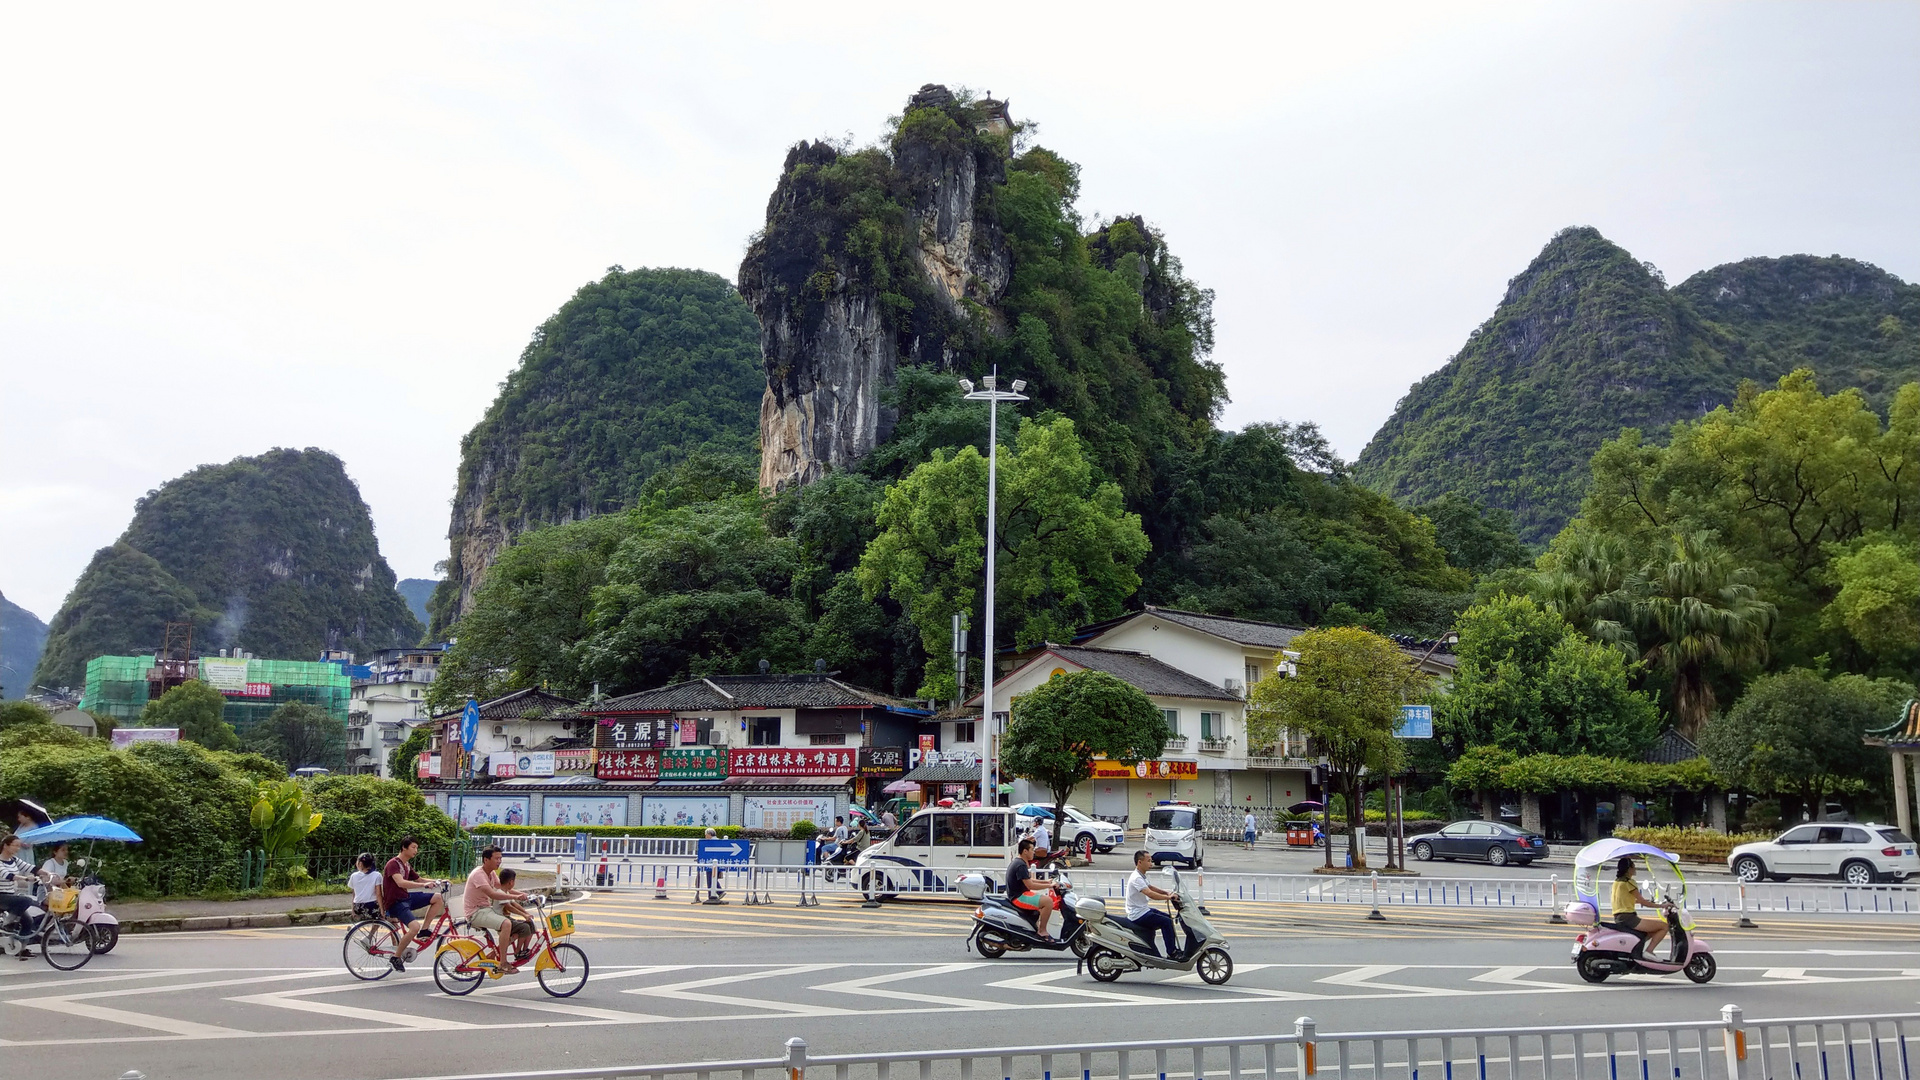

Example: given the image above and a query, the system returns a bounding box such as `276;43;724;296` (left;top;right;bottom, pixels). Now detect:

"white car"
1728;822;1919;884
1015;804;1126;854
1145;801;1205;868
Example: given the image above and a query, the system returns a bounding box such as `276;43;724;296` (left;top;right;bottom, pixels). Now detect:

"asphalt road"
5;892;1913;1080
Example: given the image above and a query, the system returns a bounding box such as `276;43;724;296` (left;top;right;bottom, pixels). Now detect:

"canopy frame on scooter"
1572;838;1692;930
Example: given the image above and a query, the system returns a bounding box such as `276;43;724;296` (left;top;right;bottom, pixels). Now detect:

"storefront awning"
901;764;984;784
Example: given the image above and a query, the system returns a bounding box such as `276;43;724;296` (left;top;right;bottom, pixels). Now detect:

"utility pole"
960;370;1028;806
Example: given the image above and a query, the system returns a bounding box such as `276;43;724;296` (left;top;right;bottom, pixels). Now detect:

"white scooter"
1074;865;1232;984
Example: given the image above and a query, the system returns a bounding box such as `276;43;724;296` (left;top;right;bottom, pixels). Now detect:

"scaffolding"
80;654;351;734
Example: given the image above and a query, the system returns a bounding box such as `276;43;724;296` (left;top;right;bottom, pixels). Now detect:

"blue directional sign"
461;699;480;751
697;838;752;865
1396;704;1433;739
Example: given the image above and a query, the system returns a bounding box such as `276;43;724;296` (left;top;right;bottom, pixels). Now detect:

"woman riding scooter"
1611;857;1668;958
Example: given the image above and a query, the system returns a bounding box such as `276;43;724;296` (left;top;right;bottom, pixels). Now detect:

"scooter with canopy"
1564;837;1715;984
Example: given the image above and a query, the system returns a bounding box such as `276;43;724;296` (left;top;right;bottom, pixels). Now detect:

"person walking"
1243;810;1258;850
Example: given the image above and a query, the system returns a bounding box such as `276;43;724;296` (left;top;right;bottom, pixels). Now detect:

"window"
1245;663;1261;685
1161;709;1180;736
681;717;716;745
1200;712;1222;740
953;721;976;743
749;717;781;746
1778;825;1819;844
410;689;421;698
892;818;930;846
972;813;1005;848
933;814;971;846
1836;827;1871;845
808;733;847;745
1147;808;1197;831
1880;829;1914;845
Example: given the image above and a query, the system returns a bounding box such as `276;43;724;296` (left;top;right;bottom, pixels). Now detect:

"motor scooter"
1565;838;1715;984
959;873;1090;958
1074;865;1232;985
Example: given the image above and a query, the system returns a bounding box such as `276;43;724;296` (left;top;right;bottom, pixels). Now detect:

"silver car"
1728;822;1919;884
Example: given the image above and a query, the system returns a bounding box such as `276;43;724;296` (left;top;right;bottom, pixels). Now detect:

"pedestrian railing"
396;1006;1920;1080
474;834;701;859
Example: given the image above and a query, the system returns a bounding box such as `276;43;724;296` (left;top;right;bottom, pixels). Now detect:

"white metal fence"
554;860;1920;917
475;834;698;859
391;1006;1920;1080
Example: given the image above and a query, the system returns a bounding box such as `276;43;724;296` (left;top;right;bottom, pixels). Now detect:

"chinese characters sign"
597;749;660;780
659;747;728;780
1090;759;1199;779
856;746;905;776
728;747;855;776
553;748;595;775
599;718;668;748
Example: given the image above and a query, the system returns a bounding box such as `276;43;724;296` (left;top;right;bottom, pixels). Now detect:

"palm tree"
1532;531;1639;655
1631;532;1775;739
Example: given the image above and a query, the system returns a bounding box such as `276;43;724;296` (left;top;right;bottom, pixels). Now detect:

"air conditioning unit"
1224;678;1244;694
511;736;524;746
492;724;505;735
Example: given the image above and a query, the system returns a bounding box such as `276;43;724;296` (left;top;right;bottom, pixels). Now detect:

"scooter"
959;873;1090;958
1074;866;1233;985
1571;897;1715;983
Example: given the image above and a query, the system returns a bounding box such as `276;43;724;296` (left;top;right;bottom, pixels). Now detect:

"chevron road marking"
1314;964;1471;995
808;962;1011;1009
621;963;860;1016
229;978;481;1030
6;969;334;1038
1470;965;1586;990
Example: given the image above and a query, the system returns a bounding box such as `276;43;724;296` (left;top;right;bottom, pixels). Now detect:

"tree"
244;702;346;772
1246;627;1428;869
859;417;1149;699
999;670;1168;831
140;680;238;751
250;779;323;884
389;725;431;787
1436;595;1659;759
1700;668;1912;820
1823;535;1920;665
0;701;54;730
1631;532;1774;739
1419;494;1532;575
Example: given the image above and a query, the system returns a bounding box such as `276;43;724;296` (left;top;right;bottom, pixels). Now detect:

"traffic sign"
461;699;480;751
1396;704;1433;739
696;838;751;865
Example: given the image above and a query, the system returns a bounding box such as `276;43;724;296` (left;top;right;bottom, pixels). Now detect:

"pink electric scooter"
1565;840;1716;984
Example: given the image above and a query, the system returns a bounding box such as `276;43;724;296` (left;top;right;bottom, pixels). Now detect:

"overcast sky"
3;3;1916;622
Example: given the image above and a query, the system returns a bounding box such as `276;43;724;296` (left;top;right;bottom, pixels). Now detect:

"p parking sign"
1396;704;1433;739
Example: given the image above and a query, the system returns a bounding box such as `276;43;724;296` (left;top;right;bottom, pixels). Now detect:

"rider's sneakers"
389;957;405;973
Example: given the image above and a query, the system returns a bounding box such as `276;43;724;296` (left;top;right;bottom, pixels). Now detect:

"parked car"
1727;823;1919;884
1410;820;1549;866
1014;804;1126;854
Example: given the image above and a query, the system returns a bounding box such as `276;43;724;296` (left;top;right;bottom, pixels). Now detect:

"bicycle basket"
47;888;77;914
546;909;575;937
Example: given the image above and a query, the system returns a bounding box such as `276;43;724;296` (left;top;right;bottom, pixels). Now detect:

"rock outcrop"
742;85;1012;491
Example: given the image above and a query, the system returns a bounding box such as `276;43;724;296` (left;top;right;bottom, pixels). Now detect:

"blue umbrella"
1013;804;1056;819
16;817;143;844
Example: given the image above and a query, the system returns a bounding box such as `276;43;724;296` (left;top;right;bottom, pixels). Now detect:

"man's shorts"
467;906;507;933
385;890;435;924
1012;889;1057;912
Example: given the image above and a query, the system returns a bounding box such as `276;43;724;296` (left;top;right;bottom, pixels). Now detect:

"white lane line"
6;968;334;1038
1316;965;1468;996
0;968;218;992
1470;966;1583;990
985;966;1161;1003
809;962;1009;1009
232;979;480;1030
459;964;684;1022
622;964;858;1016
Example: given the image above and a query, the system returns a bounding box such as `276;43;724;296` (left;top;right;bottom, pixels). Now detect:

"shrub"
303;774;458;857
789;819;819;840
1612;826;1773;863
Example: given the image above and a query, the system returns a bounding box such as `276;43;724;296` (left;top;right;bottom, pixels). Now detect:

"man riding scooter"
1124;849;1179;957
1007;839;1057;940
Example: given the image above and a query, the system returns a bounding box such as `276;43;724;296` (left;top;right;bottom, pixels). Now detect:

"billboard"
640;796;730;828
553;748;595;775
1090;759;1199;780
659;747;727;780
446;796;530;828
111;727;179;747
199;657;249;692
857;746;905;776
416;753;440;780
543;796;628;827
729;747;854;776
597;749;660;780
491;751;555;778
743;796;836;831
600;717;669;748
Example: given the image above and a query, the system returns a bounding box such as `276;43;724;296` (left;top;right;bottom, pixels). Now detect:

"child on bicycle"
496;868;537;964
463;847;532;971
347;853;382;921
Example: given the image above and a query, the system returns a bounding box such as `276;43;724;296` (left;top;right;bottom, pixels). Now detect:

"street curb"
124;908;355;934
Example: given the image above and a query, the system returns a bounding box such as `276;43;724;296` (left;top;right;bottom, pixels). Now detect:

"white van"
1145;801;1204;868
852;807;1018;900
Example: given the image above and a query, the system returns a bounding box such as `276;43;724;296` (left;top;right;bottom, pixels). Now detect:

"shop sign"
659;747;728;780
728;747;854;776
494;750;554;778
1090;759;1199;780
199;657;249;691
856;746;905;776
907;748;978;768
553;748;595;775
111;727;179;747
600;717;669;748
417;753;441;779
597;748;661;780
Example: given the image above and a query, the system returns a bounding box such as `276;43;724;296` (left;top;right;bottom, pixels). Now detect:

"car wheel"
1731;855;1765;883
1412;841;1434;862
1841;860;1877;886
1487;846;1509;867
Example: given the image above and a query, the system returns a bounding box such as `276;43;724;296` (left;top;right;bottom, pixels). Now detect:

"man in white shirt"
1033;818;1052;856
1243;811;1258;850
1123;849;1178;957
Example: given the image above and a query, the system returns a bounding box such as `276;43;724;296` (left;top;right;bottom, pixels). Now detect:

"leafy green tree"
1419;494;1532;575
389;725;431;787
1246;627;1428;869
140;680;238;751
0;701;53;730
1631;532;1775;739
0;723;90;751
1700;669;1912;820
303;773;458;858
1823;535;1920;664
250;779;322;860
33;543;219;689
1000;670;1168;829
243;702;346;772
1436;594;1659;758
859;417;1149;699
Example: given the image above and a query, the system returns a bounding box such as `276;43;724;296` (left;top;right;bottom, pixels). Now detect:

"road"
4;892;1915;1080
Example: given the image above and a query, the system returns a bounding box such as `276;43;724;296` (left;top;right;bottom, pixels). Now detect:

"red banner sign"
1090;759;1200;780
728;747;855;776
597;749;660;780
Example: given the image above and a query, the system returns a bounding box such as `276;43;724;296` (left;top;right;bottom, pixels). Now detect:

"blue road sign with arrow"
461;699;480;751
697;838;751;865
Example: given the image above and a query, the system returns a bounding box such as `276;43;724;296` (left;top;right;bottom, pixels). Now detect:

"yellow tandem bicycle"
432;895;589;998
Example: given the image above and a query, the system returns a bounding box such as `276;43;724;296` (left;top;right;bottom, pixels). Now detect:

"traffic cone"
653;875;668;901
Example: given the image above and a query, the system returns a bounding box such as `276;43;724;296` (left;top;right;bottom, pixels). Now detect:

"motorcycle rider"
1611;856;1669;958
1125;849;1180;958
1006;838;1057;939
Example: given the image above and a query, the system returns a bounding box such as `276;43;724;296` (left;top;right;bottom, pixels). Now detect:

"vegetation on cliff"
427;268;763;634
1;591;49;699
36;449;418;688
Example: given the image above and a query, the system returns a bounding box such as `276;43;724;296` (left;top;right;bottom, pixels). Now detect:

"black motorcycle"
961;874;1090;959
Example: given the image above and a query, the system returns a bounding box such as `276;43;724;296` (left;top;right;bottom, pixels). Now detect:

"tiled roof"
1131;607;1309;650
1867;698;1920;746
976;644;1240;704
588;674;928;716
432;688;582;722
1643;727;1701;765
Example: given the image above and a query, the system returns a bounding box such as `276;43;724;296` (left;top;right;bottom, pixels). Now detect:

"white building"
346;645;447;777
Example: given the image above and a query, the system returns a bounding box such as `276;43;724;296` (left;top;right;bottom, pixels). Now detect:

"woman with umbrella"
1;799;53;864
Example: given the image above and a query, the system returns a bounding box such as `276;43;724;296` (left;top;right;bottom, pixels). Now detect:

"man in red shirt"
382;836;447;970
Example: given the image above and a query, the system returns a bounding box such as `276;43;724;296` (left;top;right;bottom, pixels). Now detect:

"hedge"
1612;826;1773;863
1447;748;1722;795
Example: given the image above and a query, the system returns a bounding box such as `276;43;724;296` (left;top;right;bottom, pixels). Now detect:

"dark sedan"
1411;820;1550;867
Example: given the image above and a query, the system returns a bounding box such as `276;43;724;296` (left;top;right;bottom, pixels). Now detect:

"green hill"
396;578;438;630
34;448;420;688
427;268;763;635
1355;229;1920;544
1;591;48;698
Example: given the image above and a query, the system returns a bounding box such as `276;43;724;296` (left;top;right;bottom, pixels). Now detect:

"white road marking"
1315;964;1468;995
810;962;1011;1009
1471;965;1584;990
985;966;1161;1003
231;978;481;1030
5;970;329;1038
622;963;859;1016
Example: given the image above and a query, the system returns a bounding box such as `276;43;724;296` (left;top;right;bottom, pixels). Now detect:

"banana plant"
250;779;323;861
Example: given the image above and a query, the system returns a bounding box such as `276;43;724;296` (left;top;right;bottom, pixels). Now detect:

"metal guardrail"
393;1006;1920;1080
476;835;699;858
555;861;1920;917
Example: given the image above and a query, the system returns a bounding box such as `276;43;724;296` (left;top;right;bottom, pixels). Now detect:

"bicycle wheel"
432;946;484;996
40;918;95;971
536;942;589;998
343;920;397;981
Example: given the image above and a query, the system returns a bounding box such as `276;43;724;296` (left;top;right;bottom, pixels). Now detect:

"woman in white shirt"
38;842;70;887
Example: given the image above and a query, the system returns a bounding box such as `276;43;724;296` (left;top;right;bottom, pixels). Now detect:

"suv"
1014;804;1126;855
1145;802;1204;868
1728;823;1920;884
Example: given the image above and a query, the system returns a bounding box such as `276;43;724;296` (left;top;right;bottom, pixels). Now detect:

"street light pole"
960;370;1027;806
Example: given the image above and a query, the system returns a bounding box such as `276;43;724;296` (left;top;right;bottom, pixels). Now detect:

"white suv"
1015;804;1126;855
1728;823;1919;884
1145;802;1204;868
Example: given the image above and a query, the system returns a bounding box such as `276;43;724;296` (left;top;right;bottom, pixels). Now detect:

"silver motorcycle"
1074;865;1231;984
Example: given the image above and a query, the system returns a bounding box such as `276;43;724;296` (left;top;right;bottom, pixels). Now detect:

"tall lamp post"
959;371;1027;805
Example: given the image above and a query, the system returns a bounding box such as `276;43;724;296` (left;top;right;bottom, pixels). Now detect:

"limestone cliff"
741;85;1013;491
